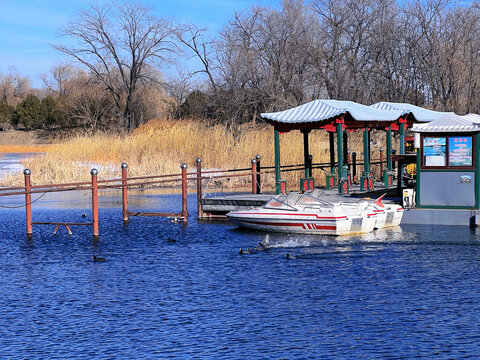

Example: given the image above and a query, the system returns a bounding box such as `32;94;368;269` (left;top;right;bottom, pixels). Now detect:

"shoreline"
0;129;54;147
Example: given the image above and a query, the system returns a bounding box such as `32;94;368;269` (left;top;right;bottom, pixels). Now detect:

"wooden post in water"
121;163;128;224
251;158;257;194
181;163;189;223
24;169;33;238
255;154;261;194
91;168;99;238
196;158;202;219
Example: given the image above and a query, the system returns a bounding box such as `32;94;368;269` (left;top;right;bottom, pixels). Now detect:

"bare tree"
177;25;219;92
54;2;177;130
0;67;31;106
41;64;77;97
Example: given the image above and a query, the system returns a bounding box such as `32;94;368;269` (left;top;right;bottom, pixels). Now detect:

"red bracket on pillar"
396;116;408;131
324;124;336;132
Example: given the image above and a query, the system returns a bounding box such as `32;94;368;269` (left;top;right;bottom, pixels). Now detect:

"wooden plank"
32;222;93;226
127;212;181;217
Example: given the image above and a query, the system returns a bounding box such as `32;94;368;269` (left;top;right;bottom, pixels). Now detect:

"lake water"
0;153;30;179
1;191;480;359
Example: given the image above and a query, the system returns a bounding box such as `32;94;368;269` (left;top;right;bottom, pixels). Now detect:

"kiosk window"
423;137;446;166
448;136;472;166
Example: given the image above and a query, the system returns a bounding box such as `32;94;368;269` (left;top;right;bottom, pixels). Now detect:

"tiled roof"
261;100;405;124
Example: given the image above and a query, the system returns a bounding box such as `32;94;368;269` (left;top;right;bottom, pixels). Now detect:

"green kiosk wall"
416;132;480;209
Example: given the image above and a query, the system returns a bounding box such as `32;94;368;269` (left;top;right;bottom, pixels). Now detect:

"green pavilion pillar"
274;128;282;194
383;123;394;189
416;141;421;207
360;124;371;191
326;131;336;189
398;117;407;188
399;117;407;155
336;123;343;180
386;124;392;171
476;132;480;209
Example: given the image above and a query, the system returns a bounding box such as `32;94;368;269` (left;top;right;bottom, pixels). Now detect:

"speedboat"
227;192;377;236
307;189;403;229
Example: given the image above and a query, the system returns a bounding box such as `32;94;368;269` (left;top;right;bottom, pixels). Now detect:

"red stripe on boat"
230;212;347;220
238;219;335;230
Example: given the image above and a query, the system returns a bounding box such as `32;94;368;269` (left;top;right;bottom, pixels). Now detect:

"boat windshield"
296;194;334;207
263;198;298;211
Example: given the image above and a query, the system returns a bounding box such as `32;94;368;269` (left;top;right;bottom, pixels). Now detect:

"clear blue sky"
0;0;279;87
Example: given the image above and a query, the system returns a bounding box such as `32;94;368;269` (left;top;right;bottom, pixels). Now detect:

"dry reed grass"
0;118;395;191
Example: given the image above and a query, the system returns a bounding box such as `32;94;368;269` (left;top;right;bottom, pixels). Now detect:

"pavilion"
261;100;451;195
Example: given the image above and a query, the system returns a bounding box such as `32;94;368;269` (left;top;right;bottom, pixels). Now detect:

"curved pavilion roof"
370;102;453;122
261;100;405;127
411;114;480;133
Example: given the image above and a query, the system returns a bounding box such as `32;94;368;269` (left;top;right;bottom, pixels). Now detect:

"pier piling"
255;155;261;194
251;159;257;194
91;169;99;238
196;158;202;219
24;169;32;238
181;163;188;223
121;163;128;224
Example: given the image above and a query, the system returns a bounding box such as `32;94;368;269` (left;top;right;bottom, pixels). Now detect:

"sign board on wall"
448;136;473;166
423;137;446;166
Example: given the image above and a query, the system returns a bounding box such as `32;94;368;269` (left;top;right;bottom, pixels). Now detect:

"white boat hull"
384;206;404;227
228;211;354;235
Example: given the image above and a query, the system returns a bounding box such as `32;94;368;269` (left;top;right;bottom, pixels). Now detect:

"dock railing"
0;152;392;238
0;158;265;238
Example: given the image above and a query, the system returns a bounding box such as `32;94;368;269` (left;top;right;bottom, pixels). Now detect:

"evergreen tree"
178;90;208;119
41;96;61;127
0;103;14;124
13;94;45;130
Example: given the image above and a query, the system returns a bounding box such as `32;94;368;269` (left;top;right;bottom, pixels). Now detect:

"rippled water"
1;192;480;358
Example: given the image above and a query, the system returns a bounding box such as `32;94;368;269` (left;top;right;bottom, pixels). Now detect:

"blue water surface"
1;192;480;359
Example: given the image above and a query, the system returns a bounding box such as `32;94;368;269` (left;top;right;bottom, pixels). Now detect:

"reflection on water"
2;192;480;358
